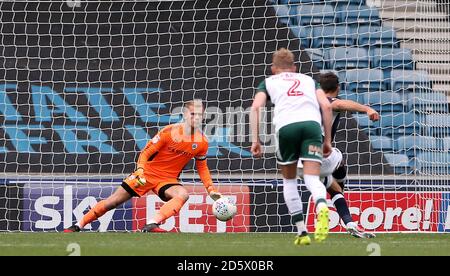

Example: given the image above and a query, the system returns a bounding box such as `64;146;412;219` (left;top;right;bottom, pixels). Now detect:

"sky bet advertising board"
3;179;449;233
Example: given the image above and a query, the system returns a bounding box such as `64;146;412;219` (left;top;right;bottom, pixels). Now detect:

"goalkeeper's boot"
64;225;81;233
141;223;168;233
314;206;329;242
294;232;311;246
346;222;376;239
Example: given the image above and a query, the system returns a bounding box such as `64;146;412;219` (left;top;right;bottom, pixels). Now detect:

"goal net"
0;0;449;233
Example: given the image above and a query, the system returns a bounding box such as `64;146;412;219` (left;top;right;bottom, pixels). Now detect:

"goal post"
0;0;449;233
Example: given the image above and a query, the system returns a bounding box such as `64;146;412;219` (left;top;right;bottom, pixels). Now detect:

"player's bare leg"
141;185;189;233
64;186;132;232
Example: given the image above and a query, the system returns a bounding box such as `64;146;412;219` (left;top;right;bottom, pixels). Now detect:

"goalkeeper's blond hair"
184;99;205;112
272;48;295;69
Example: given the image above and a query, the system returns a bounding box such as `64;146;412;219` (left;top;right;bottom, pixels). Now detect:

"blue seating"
408;92;449;113
343;69;385;92
296;5;335;25
390;70;431;92
320;69;340;76
441;137;450;151
371;48;414;70
354;114;377;135
363;92;404;113
289;26;313;47
384;153;411;175
279;0;323;3
395;136;438;158
305;48;327;69
377;112;421;138
333;0;366;5
340;90;365;103
370;135;393;152
291;25;353;48
326;47;369;70
273;5;294;25
336;5;381;26
424;114;450;136
311;25;353;48
356;26;397;47
414;152;450;175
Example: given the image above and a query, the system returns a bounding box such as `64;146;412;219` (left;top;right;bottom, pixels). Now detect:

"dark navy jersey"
328;97;341;141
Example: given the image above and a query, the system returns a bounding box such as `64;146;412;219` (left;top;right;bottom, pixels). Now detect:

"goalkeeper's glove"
134;167;146;186
207;186;222;201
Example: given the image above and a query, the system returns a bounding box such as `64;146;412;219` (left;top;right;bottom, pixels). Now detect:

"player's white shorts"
320;148;343;177
298;147;343;189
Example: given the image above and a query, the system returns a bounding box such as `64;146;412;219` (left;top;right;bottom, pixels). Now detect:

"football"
212;197;237;222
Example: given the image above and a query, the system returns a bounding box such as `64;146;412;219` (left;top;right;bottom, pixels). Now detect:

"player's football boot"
294;232;311;246
64;225;81;233
314;206;329;242
141;223;168;233
346;222;376;239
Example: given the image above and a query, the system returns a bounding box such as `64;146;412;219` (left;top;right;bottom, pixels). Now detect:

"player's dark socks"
332;193;353;225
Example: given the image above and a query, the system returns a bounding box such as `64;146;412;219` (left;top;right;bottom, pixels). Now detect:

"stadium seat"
377;112;421;138
333;0;366;5
311;25;353;48
305;48;326;69
292;26;355;49
408;92;449;113
384;153;411;175
279;0;323;3
354;114;377;135
296;5;335;26
441;137;450;151
320;69;340;76
371;48;414;70
414;152;450;175
395;135;438;158
273;5;294;25
336;5;381;26
340;90;365;103
289;26;313;47
356;26;397;47
370;135;393;152
363;92;404;113
343;69;385;92
326;47;369;70
390;70;431;92
424;114;450;136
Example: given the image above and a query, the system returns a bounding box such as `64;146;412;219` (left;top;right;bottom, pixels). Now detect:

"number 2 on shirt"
285;78;304;96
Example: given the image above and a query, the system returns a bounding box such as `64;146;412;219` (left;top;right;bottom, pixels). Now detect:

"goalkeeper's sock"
303;174;327;212
153;196;186;224
332;193;353;225
282;178;306;234
77;200;108;229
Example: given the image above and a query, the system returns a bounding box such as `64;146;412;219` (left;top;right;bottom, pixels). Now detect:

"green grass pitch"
1;233;449;256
